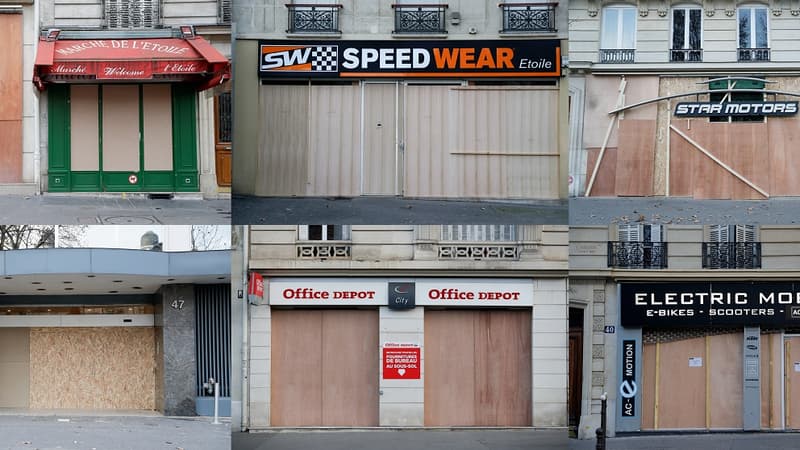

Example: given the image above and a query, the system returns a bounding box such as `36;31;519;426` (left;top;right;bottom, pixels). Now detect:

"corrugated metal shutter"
105;0;160;29
195;284;231;398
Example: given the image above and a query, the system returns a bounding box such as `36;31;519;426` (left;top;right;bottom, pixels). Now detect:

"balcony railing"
438;244;521;260
296;242;351;259
670;48;703;62
599;48;635;64
286;4;343;33
702;242;761;269
608;241;668;269
738;47;770;62
392;4;448;34
499;3;557;33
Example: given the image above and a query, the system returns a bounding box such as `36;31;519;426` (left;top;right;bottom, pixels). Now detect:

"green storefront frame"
47;84;199;192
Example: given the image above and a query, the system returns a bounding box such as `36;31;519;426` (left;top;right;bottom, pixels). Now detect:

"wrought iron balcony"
738;47;770;62
296;241;351;259
608;241;668;269
599;48;635;64
438;244;521;260
499;3;557;33
702;242;761;269
670;48;703;62
286;4;343;33
392;4;448;34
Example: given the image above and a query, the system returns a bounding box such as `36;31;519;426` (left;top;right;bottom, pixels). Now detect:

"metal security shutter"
105;0;161;29
195;285;231;398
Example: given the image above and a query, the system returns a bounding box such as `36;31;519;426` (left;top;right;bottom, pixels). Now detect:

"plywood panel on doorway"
143;85;174;171
70;86;100;171
785;336;800;429
102;86;140;172
0;13;23;183
362;83;398;195
708;333;743;429
615;119;655;196
655;337;706;429
256;85;309;196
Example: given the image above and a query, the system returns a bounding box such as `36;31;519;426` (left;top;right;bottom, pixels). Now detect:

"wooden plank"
761;333;782;429
657;337;706;429
708;333;743;429
614;119;656;196
768;118;800;196
0;121;22;183
0;14;22;121
474;310;532;426
321;309;379;426
585;147;618;197
424;310;477;426
641;343;657;429
270;310;323;426
786;336;800;429
728;124;770;200
668;120;694;197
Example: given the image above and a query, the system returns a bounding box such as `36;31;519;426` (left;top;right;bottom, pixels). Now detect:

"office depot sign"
416;279;534;306
258;40;560;78
269;278;386;305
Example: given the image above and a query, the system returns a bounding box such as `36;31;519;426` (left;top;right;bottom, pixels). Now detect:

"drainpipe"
33;1;41;193
241;225;249;431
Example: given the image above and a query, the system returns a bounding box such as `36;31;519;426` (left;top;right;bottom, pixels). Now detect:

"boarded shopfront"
263;277;543;428
33;36;229;192
582;76;800;199
617;282;800;432
0;11;23;185
254;40;564;199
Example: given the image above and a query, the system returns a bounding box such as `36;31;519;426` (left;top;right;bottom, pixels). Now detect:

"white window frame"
737;5;770;49
298;225;351;241
670;5;703;50
600;5;637;50
440;225;517;242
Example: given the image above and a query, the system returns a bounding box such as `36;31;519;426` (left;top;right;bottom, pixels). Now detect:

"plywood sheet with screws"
29;327;156;410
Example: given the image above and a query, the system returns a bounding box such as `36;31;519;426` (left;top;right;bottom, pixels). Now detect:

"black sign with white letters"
674;101;798;117
620;340;637;417
388;282;415;310
621;282;800;327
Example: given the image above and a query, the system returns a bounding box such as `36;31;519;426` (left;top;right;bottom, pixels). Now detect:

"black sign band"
620;339;637;417
258;40;561;78
674;101;798;117
388;282;415;310
621;282;800;327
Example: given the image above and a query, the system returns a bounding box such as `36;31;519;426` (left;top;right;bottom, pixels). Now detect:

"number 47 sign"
382;343;421;379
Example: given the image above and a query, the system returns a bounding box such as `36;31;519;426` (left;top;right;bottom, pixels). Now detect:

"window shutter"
735;225;755;243
645;224;662;243
105;0;159;29
298;225;309;241
617;224;641;242
218;0;231;25
709;225;729;243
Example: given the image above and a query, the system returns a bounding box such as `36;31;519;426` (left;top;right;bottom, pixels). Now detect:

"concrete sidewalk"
0;195;231;224
569;433;800;450
570;197;800;225
233;429;568;450
233;196;568;224
0;415;230;450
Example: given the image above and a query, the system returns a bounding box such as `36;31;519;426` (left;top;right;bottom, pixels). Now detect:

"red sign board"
382;343;421;379
97;61;154;79
248;272;264;300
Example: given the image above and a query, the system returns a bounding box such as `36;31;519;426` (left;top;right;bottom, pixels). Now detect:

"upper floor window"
297;225;351;259
286;2;343;33
671;6;702;62
608;224;667;269
703;225;760;269
218;0;231;25
104;0;160;29
299;225;351;241
738;6;769;61
440;225;516;241
599;6;636;63
499;2;558;33
392;1;448;34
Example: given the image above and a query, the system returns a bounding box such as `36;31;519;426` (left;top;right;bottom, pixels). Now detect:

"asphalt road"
0;195;231;224
570;197;800;225
569;433;800;450
233;429;568;450
0;415;230;450
233;196;568;224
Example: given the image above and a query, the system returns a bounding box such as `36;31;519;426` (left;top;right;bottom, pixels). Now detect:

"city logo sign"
674;101;798;118
258;40;561;78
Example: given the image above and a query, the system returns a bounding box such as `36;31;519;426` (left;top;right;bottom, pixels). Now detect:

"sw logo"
260;45;338;72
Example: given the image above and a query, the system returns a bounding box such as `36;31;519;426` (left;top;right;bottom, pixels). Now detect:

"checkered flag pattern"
311;46;338;72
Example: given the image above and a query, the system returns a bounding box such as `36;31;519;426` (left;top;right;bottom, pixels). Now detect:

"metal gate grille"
104;0;161;29
195;284;231;397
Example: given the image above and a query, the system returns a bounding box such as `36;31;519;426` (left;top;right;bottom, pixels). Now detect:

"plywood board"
70;86;100;171
362;83;397;195
668;121;695;197
270;309;323;426
0;14;22;121
767;118;800;196
102;86;140;172
641;343;657;429
657;337;706;429
786;336;800;429
615;119;656;196
585;147;618;197
761;333;782;429
708;333;743;429
0;328;30;408
143;85;174;171
0;121;22;183
256;85;309;196
321;310;379;426
29;328;155;410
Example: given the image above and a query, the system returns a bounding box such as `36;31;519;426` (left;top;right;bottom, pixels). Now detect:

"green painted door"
47;84;199;192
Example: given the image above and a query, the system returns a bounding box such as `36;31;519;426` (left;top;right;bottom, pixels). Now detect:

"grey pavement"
570;197;800;225
0;415;230;450
233;196;568;225
569;433;800;450
0;195;231;224
233;429;568;450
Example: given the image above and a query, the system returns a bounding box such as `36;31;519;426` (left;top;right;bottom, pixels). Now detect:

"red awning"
33;36;230;91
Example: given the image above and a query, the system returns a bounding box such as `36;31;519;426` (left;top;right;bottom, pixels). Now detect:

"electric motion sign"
258;40;560;78
621;282;800;327
674;101;798;118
